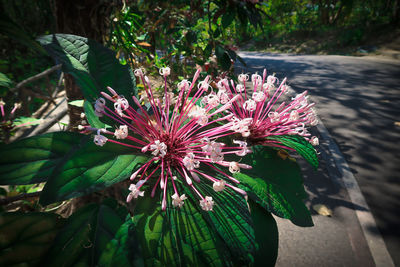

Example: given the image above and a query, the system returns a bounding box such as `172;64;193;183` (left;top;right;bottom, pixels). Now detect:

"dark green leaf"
234;146;313;227
0;212;65;266
0;132;88;185
37;34;137;103
215;45;225;59
250;202;278;267
226;49;237;61
258;147;308;200
132;187;242;267
0;72;13;88
221;12;235;29
98;218;144;267
268;135;319;170
237;54;247;66
203;43;212;59
39;140;149;205
42;200;129;267
236;5;248;26
0;13;46;54
215;45;232;71
185;30;197;44
213;28;221;38
196;182;256;263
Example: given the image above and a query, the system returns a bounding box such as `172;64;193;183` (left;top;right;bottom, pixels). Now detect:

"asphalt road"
235;52;400;266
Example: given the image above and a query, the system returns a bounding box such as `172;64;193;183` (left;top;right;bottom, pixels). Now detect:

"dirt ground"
242;26;400;61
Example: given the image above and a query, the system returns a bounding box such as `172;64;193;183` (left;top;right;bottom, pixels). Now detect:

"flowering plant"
0;34;318;266
0;99;42;143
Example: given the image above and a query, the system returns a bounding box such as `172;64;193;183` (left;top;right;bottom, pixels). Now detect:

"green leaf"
132;191;234;266
0;72;13;88
221;11;235;29
213;28;221;38
0;212;65;266
0;132;88;185
68;99;84;107
84;100;108;129
215;45;224;59
234;146;313;227
268;135;319;170
226;49;237;61
236;173;313;227
39;140;149;205
196;183;256;263
236;54;247;66
41;200;129;266
13;116;42;127
250;202;279;267
0;12;46;54
203;43;212;59
215;45;231;71
37;34;137;103
98;218;144;267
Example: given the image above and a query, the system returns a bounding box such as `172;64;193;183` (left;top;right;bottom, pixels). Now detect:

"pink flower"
171;193;187;208
199;196;214;211
82;68;249;211
201;69;318;150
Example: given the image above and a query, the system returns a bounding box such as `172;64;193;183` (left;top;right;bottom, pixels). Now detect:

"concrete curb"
316;120;394;267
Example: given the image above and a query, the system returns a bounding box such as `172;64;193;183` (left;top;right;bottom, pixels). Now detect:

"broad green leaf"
0;72;13;88
213;28;221;38
268;135;319;170
236;54;247;66
226;48;237;61
234;146;313;227
132;188;238;267
41;199;129;267
68;99;84;107
221;11;235;29
196;182;256;263
203;43;212;58
37;34;137;103
98;218;144;267
0;212;65;266
0;132;88;185
13;116;42;127
235;172;312;226
250;202;279;267
215;45;231;71
248;146;308;200
39;140;149;205
0;13;46;54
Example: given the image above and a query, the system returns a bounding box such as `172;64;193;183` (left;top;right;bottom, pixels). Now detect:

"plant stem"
10;64;62;93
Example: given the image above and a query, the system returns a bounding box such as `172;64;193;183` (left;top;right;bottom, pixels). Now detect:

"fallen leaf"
277;149;289;160
137;42;151;47
313;204;333;217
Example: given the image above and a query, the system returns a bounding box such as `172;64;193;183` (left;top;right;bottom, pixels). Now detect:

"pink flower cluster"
205;70;319;149
81;67;319;211
81;68;251;211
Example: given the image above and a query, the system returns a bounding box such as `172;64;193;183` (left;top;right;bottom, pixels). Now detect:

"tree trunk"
393;0;400;25
52;0;116;130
